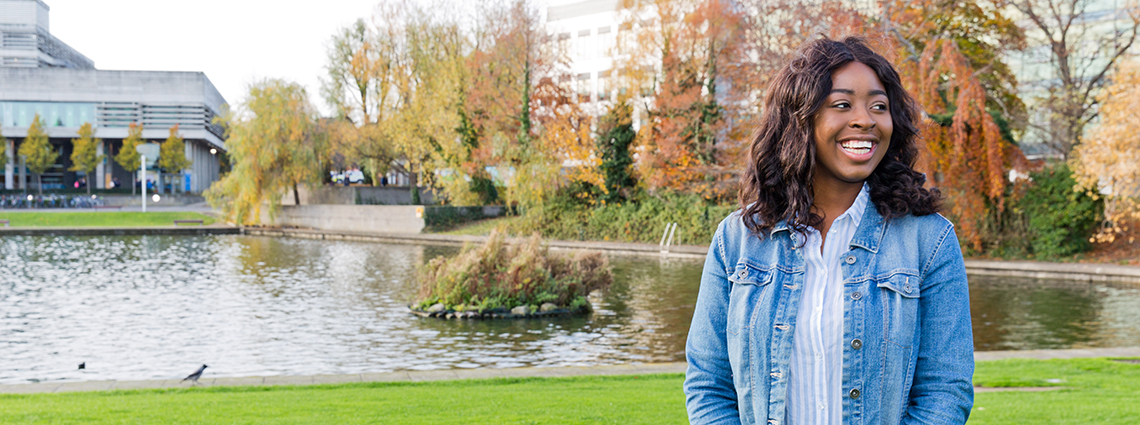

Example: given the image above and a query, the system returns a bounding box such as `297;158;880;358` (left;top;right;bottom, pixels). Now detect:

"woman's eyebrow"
829;88;888;97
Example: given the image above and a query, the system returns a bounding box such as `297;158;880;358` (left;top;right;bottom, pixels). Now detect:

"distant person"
112;178;121;189
380;176;388;187
684;37;973;425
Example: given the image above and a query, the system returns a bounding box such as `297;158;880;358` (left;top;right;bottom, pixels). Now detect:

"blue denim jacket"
685;205;974;425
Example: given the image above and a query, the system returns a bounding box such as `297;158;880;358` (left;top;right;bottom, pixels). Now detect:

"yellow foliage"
1072;58;1140;242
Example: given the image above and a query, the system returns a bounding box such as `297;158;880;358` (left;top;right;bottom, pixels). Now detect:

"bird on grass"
182;365;208;384
78;362;85;370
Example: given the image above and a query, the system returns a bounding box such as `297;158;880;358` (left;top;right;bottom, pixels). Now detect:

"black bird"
78;362;85;370
182;364;208;384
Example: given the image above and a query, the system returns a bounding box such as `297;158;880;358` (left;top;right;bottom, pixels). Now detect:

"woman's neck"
811;179;864;244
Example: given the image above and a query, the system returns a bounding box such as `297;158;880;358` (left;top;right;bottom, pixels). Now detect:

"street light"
152;194;161;203
209;148;217;155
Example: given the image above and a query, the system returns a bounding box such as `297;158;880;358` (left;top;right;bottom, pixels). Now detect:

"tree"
205;79;324;224
997;0;1140;158
159;124;193;194
17;114;57;196
0;122;8;167
1072;58;1140;243
596;96;637;204
114;123;143;195
617;0;762;199
68;122;103;195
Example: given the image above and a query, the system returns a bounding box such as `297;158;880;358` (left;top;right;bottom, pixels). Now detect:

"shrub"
1018;163;1103;259
504;188;736;246
415;230;612;313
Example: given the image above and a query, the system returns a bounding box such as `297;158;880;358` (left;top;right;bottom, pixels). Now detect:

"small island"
411;231;613;319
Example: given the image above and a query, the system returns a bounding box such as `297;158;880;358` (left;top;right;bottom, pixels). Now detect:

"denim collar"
769;184;884;252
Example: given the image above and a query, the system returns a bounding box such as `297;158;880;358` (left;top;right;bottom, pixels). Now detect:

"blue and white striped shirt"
787;184;870;424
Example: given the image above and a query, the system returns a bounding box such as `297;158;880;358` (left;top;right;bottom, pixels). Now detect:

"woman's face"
812;61;893;190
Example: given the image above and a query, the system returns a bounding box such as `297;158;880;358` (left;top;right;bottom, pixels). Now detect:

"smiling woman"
685;37;972;425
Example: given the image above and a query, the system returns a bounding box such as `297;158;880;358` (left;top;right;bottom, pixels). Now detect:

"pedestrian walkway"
3;347;1136;395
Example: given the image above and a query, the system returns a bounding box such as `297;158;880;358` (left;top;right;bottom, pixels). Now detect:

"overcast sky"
45;0;383;114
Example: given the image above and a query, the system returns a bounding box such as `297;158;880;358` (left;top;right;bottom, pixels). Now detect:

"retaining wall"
268;205;425;234
280;186;435;206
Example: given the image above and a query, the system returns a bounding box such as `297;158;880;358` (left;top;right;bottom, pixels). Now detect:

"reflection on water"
0;235;1137;385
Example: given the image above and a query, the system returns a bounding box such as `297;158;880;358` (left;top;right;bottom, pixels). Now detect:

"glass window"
0;101;95;128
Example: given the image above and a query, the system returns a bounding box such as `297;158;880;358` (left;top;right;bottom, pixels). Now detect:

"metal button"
904;284;912;293
851;291;862;300
849;388;861;399
740;270;748;278
851;339;863;350
845;256;856;265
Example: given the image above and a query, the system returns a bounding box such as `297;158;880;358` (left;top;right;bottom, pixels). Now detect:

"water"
1;235;1137;385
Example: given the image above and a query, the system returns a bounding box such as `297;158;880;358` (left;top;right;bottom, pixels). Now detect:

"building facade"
0;0;226;193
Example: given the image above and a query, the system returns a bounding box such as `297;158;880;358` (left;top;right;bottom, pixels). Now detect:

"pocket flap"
728;262;773;286
876;272;921;298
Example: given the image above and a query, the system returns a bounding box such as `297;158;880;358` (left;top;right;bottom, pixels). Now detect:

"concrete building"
0;0;225;193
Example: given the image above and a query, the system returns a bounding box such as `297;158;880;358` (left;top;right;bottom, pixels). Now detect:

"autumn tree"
1072;58;1140;243
18;114;57;196
205;79;325;224
68;122;103;195
997;0;1140;157
159;124;193;194
617;0;762;199
114;122;143;195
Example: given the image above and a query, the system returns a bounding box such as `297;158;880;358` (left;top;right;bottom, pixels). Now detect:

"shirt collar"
835;183;871;229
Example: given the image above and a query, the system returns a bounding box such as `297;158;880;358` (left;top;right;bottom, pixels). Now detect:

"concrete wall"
280;186;435;206
269;205;425;234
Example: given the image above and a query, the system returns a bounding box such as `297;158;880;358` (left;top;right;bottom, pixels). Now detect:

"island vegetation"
413;231;612;318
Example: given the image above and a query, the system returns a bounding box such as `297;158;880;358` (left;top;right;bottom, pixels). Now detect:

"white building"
0;0;226;193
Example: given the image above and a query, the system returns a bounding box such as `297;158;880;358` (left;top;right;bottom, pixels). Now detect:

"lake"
1;235;1137;385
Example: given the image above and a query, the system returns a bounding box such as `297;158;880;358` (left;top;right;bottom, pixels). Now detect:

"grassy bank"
0;212;216;227
1;358;1137;424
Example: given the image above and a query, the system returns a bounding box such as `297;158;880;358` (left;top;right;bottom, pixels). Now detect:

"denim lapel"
849;202;885;253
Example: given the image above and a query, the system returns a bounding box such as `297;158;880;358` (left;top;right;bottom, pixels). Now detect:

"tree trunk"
87;173;92;196
36;173;42;196
293;182;301;206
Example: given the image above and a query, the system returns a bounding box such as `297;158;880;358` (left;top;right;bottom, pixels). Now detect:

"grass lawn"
0;212;216;227
433;216;514;236
1;359;1136;424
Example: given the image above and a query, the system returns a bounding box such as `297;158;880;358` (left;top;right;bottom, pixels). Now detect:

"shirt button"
818;402;825;410
845;255;856;264
851;339;863;350
851;291;862;300
849;388;861;399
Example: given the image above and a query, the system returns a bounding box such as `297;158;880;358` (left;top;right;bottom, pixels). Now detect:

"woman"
684;37;974;425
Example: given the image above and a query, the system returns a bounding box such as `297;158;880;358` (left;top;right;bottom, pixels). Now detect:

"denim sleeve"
684;222;743;425
904;224;974;424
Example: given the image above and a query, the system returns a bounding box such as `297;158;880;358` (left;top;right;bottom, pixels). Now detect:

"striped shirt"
786;184;869;424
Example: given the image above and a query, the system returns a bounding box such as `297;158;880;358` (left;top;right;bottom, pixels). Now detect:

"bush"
415;230;612;313
504;188;736;246
1018;163;1103;259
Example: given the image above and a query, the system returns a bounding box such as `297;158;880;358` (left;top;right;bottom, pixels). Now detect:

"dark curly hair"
739;36;940;237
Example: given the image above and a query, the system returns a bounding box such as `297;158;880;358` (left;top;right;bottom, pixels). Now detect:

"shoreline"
3;346;1137;395
2;225;1138;282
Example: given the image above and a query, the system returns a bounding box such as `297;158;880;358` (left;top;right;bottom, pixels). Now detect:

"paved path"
3;347;1136;395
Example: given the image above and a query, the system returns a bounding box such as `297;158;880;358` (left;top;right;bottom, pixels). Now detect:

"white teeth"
841;140;873;155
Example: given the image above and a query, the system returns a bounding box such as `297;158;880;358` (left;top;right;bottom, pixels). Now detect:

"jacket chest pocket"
876;272;921;348
725;262;774;337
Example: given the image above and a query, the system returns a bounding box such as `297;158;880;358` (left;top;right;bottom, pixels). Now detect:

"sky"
45;0;383;114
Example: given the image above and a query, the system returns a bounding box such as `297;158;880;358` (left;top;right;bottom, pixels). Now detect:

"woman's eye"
872;103;888;111
833;102;850;109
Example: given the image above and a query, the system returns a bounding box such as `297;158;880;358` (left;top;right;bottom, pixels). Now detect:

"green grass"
0;212;217;227
1;358;1137;424
0;374;686;425
433;216;514;236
